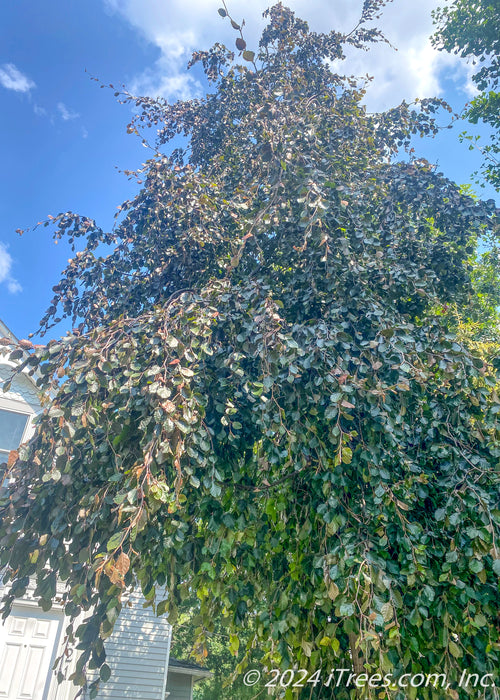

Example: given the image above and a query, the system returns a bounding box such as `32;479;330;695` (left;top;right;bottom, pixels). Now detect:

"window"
0;408;30;459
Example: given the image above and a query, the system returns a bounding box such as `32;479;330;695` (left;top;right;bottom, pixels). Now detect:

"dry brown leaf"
115;552;130;577
7;449;19;467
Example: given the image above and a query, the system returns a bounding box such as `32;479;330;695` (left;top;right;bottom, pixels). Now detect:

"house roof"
0;319;18;343
169;657;205;672
168;656;212;681
0;318;41;395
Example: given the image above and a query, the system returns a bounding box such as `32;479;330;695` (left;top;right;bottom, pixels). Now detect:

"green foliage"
170;599;258;700
432;0;500;190
437;185;500;351
1;4;500;698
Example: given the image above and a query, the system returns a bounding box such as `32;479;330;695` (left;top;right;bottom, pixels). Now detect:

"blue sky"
0;0;497;341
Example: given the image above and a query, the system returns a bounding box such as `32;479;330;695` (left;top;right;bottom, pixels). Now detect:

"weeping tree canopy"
1;3;500;698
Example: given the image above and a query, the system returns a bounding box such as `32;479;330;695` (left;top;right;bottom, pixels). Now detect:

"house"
0;319;210;700
165;658;212;700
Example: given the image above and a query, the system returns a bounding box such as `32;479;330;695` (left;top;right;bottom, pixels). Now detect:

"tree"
435;185;500;348
432;0;500;190
1;3;500;698
170;597;258;700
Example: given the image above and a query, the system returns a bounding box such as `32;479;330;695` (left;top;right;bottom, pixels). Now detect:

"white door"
0;607;62;700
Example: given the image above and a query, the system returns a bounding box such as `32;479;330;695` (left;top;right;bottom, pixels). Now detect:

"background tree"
432;0;500;190
435;185;500;351
170;596;258;700
1;3;499;699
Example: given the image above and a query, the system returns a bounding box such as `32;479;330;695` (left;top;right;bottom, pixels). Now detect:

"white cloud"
130;58;200;101
33;103;48;117
461;63;480;99
7;279;22;294
57;102;80;121
103;0;472;111
103;0;470;110
0;243;22;295
0;63;35;93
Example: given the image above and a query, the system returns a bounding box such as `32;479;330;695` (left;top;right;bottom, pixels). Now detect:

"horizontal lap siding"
95;592;171;699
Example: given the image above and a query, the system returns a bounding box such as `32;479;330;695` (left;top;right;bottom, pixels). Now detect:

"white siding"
0;352;40;457
0;362;40;416
94;592;171;700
